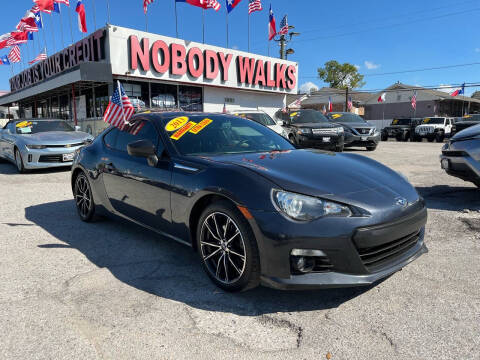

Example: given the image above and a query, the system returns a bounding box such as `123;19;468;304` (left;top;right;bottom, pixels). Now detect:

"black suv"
453;114;480;134
327;112;380;151
381;118;423;142
279;109;345;151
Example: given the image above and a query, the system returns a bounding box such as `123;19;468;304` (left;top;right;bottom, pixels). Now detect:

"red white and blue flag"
411;91;417;110
29;49;47;64
226;0;242;13
268;4;276;40
33;0;55;12
6;32;29;46
104;81;136;130
176;0;221;11
347;96;353;110
328;96;333;112
450;84;465;97
55;0;70;5
8;46;21;63
76;1;87;33
0;55;10;65
144;0;154;13
248;0;262;14
279;15;288;35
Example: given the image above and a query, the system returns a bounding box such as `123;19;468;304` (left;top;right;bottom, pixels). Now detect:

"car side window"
114;120;159;153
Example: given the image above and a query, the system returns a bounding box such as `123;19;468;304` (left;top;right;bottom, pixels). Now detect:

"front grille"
39;155;62;163
442;150;466;157
44;142;84;148
357;231;420;271
355;128;372;135
417;126;433;133
312;128;336;135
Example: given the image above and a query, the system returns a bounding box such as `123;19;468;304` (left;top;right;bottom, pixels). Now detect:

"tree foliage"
317;60;365;90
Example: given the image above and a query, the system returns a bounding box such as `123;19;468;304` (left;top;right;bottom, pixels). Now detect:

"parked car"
414;117;454;142
279;109;345;151
234;110;288;138
72;112;428;292
381;118;423;142
452;114;480;134
0;119;93;173
440;123;480;188
327;112;381;151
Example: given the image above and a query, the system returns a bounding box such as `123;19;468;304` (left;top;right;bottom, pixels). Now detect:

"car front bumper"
297;134;344;149
440;140;480;184
21;147;81;170
249;201;428;290
344;132;381;147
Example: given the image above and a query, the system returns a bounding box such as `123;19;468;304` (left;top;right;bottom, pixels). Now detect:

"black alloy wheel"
197;201;260;292
74;172;95;222
435;133;445;143
381;132;388;141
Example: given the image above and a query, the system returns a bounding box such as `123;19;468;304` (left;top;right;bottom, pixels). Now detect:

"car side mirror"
127;139;158;167
74;125;81;131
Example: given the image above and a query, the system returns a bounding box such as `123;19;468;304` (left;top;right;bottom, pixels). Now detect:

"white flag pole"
118;80;127;125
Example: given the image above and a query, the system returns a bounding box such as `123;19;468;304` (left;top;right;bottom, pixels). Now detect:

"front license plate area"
441;158;450;170
361;136;368;141
322;137;331;142
63;153;74;162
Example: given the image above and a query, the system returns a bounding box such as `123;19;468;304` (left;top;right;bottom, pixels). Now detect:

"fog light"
291;256;315;273
28;154;32;163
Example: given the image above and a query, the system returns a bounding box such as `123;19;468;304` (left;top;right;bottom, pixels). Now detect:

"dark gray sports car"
71;112;428;292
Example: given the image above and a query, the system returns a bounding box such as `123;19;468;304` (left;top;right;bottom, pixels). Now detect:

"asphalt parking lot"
0;141;479;360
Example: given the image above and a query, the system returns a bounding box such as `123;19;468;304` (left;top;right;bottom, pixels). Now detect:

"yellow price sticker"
190;118;213;134
165;116;189;132
171;121;196;140
16;121;32;128
331;114;343;119
290;112;298;117
392;119;399;125
424;118;430;123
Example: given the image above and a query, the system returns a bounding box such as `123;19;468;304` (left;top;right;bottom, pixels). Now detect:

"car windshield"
328;113;367;123
163;114;294;156
14;120;74;134
290;110;328;124
423;118;444;124
391;119;411;125
460;114;480;122
236;112;276;126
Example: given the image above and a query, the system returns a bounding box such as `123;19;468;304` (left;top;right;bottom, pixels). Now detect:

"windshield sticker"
171;121;196;140
290;112;298;117
331;114;343;119
16;121;32;128
392;119;399;125
165;116;189;132
423;118;430;123
463;115;472;118
190;118;213;134
19;127;32;134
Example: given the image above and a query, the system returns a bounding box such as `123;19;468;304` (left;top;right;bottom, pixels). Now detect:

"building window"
179;85;202;112
151;82;177;110
95;85;109;118
59;95;70;120
121;81;149;109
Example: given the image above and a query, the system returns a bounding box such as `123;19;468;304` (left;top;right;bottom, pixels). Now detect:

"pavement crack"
258;315;303;348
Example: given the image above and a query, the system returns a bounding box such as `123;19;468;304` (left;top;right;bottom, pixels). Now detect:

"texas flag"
34;0;55;11
0;55;10;65
450;84;465;97
76;1;87;33
268;4;276;41
226;0;242;13
378;92;386;103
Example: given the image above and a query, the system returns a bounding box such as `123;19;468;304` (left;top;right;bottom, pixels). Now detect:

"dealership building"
0;25;298;134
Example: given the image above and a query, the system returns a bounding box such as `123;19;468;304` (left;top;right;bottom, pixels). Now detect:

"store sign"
128;35;297;92
9;30;106;92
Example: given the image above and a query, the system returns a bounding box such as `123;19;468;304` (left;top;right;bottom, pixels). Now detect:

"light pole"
275;26;300;60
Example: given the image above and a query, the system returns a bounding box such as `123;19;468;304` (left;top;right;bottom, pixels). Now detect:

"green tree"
317;60;365;89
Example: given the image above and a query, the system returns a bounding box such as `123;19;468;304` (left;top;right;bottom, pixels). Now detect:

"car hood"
211;149;419;212
452;123;480;140
292;122;337;129
20;131;92;145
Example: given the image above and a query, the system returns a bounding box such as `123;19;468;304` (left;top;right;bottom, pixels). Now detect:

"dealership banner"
109;26;298;94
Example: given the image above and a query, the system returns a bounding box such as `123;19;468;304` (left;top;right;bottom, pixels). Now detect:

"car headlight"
297;128;312;135
336;127;344;134
26;144;46;149
272;190;352;221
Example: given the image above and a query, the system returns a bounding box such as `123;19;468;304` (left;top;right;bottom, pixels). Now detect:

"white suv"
414;117;454;142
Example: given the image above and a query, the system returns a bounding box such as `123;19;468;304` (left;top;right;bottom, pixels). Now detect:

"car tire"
404;132;410;142
335;144;344;152
366;145;377;151
14;148;26;173
73;172;96;222
435;133;445;143
381;132;388;141
427;137;435;142
196;200;260;292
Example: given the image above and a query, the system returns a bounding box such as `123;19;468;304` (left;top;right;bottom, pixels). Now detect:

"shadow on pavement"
0;162;70;175
416;185;480;211
25;200;372;316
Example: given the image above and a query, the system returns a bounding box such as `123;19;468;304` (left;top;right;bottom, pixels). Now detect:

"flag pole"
106;0;111;24
226;12;229;48
67;3;74;44
58;6;65;49
248;12;250;52
92;0;98;31
40;13;49;55
202;9;205;44
118;80;127;125
145;12;148;32
174;0;179;38
49;14;57;53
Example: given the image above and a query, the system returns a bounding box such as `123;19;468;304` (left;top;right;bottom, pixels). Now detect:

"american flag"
279;15;288;35
32;4;52;14
103;81;136;130
29;50;47;65
248;0;262;14
143;0;154;13
411;90;417;110
8;46;21;63
6;33;28;46
55;0;70;5
347;96;353;110
126;120;145;135
201;0;221;11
